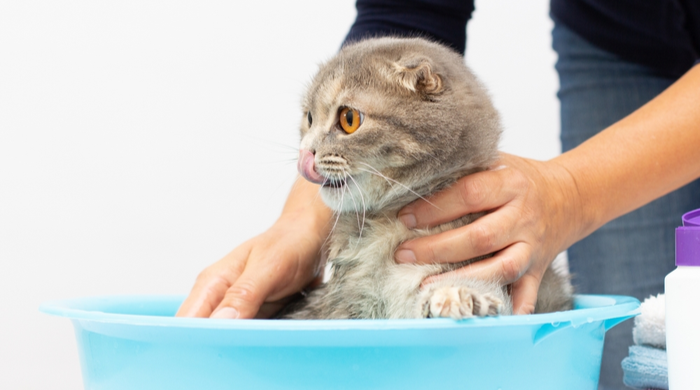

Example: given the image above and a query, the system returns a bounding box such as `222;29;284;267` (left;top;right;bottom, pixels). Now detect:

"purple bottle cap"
676;209;700;266
683;209;700;227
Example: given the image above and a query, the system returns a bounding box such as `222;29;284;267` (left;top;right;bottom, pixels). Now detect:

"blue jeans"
552;22;700;390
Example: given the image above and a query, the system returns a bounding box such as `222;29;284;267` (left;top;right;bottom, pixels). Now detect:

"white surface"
665;266;700;390
0;1;559;388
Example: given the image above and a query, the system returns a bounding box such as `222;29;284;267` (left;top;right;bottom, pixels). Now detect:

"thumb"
210;269;271;319
511;273;540;315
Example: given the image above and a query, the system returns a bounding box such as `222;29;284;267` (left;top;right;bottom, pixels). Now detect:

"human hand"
176;179;331;319
394;153;585;315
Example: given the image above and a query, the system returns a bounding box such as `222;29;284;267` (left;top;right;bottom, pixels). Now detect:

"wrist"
547;156;606;247
277;177;333;240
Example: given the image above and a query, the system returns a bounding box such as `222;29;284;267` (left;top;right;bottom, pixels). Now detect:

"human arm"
394;63;700;314
176;177;332;319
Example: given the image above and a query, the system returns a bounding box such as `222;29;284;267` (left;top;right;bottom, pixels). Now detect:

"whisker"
345;172;366;239
307;175;330;209
259;158;299;167
321;208;339;251
356;162;400;198
324;176;346;249
241;133;299;153
356;163;441;210
342;170;364;251
343;169;362;237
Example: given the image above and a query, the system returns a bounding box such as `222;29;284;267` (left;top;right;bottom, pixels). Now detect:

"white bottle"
665;209;700;390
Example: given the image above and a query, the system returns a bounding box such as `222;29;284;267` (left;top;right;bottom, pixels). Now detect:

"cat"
284;37;572;320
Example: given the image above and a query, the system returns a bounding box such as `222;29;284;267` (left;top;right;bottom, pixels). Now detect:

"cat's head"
298;37;501;213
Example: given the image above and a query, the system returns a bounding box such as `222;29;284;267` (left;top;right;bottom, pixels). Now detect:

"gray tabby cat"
287;37;572;320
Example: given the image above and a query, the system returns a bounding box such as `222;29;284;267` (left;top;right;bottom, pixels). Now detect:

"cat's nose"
298;149;326;184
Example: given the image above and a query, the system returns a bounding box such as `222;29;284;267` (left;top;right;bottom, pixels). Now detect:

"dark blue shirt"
344;0;700;78
551;0;699;78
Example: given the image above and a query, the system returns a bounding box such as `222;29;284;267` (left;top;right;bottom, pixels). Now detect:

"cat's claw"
424;286;503;319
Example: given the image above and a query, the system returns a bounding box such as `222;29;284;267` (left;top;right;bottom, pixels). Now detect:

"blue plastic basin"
40;294;639;390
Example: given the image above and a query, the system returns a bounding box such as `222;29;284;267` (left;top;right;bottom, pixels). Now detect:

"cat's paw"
422;286;503;319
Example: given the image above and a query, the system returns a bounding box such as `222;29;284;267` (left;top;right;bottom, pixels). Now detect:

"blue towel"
621;345;668;389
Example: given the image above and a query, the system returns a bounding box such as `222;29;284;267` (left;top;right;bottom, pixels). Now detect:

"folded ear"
391;56;443;95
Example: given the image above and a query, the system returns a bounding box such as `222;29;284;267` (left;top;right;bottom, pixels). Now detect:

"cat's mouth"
322;178;347;189
298;149;352;190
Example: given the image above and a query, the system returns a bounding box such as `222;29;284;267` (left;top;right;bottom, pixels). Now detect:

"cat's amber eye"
307;111;312;126
339;107;363;134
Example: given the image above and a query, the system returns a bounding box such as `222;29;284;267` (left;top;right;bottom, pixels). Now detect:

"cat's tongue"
298;150;326;184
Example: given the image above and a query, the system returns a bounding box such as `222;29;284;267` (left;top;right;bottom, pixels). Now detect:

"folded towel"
622;345;668;389
633;294;666;349
622;294;668;389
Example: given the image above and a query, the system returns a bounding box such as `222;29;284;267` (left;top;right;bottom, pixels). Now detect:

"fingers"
421;242;533;286
399;153;566;317
210;267;272;319
419;248;541;316
511;273;541;315
398;166;525;229
395;206;528;265
420;243;543;316
177;226;324;320
175;274;236;318
209;240;320;319
175;246;250;318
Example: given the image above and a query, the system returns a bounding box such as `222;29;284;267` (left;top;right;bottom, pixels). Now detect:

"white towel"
632;294;666;349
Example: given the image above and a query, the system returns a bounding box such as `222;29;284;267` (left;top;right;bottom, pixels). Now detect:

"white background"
0;1;559;388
